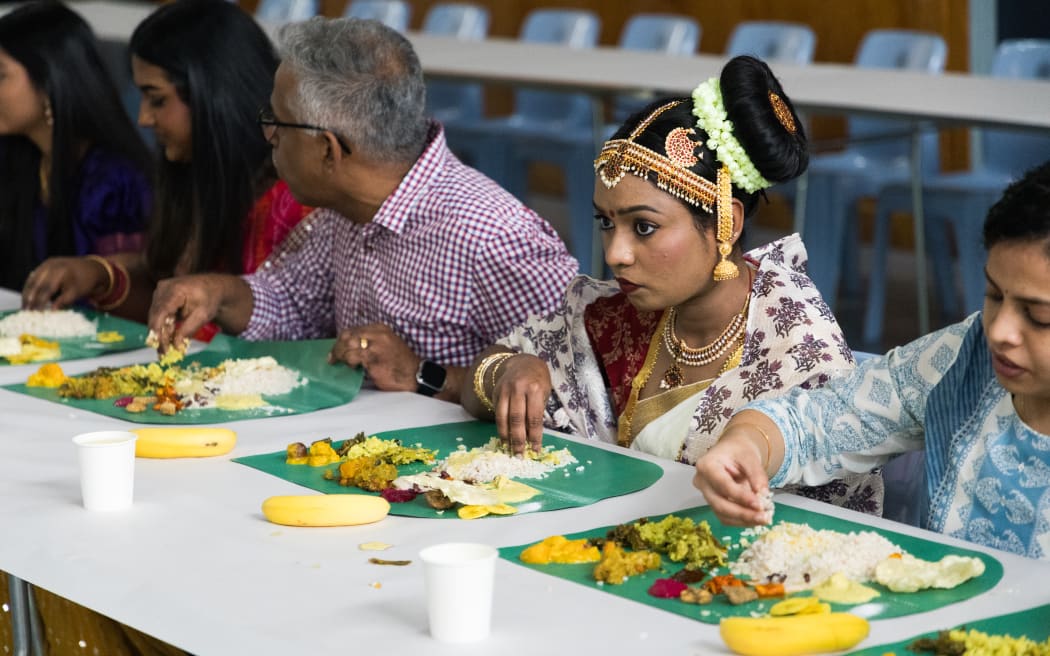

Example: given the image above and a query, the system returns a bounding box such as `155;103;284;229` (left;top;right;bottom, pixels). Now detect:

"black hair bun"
719;55;808;184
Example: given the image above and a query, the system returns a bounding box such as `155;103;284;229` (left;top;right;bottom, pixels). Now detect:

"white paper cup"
419;542;497;643
72;431;137;511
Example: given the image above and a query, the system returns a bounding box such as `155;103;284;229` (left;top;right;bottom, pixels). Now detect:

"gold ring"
359;337;369;350
163;316;175;326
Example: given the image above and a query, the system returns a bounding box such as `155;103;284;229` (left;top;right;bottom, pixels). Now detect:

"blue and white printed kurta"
750;313;1050;560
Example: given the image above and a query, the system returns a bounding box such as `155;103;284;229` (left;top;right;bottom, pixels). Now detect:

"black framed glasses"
258;107;351;154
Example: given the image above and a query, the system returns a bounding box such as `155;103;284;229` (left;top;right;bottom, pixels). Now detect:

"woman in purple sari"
0;2;151;291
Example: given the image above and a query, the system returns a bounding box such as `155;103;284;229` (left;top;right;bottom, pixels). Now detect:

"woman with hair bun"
463;55;880;513
0;1;151;292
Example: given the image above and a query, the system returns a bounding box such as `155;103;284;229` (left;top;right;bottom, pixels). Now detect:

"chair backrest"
849;29;948;163
612;13;700;122
423;4;490;121
982;39;1050;175
513;9;600;127
344;0;410;32
255;0;318;22
725;21;815;65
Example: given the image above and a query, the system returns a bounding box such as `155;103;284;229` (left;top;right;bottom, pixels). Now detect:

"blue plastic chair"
725;22;817;230
609;14;700;124
254;0;318;22
441;9;601;272
799;30;947;316
725;21;815;64
861;39;1050;347
423;4;489;125
343;0;410;32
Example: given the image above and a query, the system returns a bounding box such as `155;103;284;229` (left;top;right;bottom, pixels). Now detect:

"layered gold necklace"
660;293;750;390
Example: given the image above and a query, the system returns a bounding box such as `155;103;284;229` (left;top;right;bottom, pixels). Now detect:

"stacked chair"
343;0;410;31
422;3;490;126
441;9;601;273
254;0;318;22
798;29;947;315
862;39;1050;347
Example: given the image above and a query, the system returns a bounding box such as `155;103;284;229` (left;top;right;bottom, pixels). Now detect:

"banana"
719;613;870;656
132;427;237;458
261;494;390;527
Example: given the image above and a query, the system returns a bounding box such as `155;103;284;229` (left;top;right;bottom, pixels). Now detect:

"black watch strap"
415;359;446;397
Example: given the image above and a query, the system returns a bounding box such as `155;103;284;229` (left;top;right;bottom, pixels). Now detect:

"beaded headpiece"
594;99;739;280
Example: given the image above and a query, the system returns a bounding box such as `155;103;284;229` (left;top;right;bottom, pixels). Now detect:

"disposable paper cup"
72;431;137;511
419;542;497;643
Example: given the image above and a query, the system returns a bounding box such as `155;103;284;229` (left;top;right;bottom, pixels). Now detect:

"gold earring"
43;99;53;127
712;165;739;281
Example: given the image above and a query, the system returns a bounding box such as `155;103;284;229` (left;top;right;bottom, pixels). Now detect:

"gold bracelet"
735;423;772;471
96;260;131;311
84;254;115;298
473;352;514;413
488;352;514;394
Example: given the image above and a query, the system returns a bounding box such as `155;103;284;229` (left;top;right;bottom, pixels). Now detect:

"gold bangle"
473;352;514;413
736;423;772;471
488;352;514;393
84;254;115;298
96;261;131;311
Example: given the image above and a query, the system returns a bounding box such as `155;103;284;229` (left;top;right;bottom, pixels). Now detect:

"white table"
3;290;1050;655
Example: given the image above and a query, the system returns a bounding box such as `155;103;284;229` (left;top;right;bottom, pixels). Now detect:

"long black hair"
130;0;278;278
984;160;1050;254
610;55;808;240
0;2;151;289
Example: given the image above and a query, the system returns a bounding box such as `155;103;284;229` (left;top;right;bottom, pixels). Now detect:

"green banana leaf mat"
848;603;1050;654
3;335;363;424
233;420;664;517
0;308;148;364
499;503;1002;625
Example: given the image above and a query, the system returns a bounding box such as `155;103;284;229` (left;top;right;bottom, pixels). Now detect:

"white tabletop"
2;289;1049;655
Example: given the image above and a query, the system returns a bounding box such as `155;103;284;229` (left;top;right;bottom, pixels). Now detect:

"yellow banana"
132;427;236;458
720;613;869;656
261;494;390;527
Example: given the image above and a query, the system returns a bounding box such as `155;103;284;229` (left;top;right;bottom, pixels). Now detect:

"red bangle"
93;259;130;311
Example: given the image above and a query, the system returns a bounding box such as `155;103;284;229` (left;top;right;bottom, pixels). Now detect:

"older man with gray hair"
147;17;578;403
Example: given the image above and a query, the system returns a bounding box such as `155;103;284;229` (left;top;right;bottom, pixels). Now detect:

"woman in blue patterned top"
694;161;1050;560
0;2;151;291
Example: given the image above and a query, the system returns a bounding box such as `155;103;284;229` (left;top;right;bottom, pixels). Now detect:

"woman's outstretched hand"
693;422;775;527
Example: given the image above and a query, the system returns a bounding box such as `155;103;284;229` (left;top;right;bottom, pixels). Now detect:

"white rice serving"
210;357;303;396
173;356;303;407
0;310;96;338
731;521;904;590
437;438;577;482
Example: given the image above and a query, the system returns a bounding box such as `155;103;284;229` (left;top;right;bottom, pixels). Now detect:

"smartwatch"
415;359;447;397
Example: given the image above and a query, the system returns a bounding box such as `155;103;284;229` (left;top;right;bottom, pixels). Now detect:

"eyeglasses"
257;107;351;154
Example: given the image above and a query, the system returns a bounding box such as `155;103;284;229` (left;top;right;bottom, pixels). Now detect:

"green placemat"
3;337;363;424
0;308;148;365
499;504;1003;624
848;603;1050;655
233;420;664;518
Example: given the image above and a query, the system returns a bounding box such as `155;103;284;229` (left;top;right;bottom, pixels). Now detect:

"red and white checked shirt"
241;123;579;367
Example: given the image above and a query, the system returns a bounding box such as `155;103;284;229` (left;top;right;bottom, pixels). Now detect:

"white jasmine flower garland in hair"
691;78;771;194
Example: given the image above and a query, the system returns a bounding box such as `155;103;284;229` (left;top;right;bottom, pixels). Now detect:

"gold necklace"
661;292;750;390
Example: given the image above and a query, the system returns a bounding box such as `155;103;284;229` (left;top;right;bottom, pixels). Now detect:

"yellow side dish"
593;541;661;585
96;331;124;343
27;363;67;388
8;335;60;364
520;535;600;564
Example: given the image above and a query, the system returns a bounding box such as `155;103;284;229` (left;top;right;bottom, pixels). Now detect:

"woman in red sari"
22;0;310;337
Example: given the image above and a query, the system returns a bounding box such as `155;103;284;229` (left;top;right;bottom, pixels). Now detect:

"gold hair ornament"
768;90;797;135
594;100;739;282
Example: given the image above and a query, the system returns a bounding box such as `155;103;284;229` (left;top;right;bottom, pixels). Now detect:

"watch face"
417;360;446;395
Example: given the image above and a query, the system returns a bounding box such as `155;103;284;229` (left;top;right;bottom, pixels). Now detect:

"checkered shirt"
241;123;579;367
